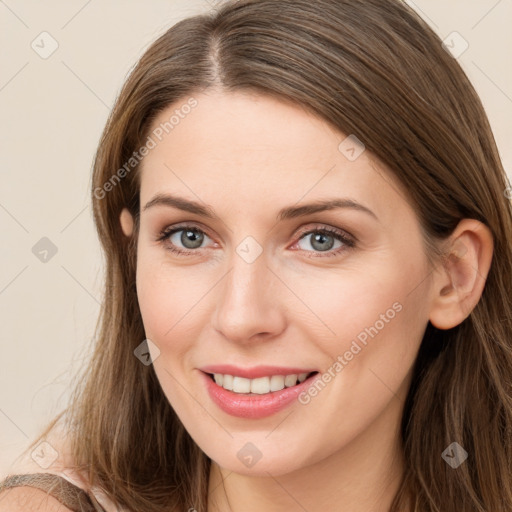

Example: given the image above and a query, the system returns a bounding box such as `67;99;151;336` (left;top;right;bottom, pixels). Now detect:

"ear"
120;208;134;237
429;219;493;330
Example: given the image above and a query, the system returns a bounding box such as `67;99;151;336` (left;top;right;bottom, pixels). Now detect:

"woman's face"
130;90;435;476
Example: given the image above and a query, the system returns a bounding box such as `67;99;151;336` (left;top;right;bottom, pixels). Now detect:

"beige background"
0;0;511;477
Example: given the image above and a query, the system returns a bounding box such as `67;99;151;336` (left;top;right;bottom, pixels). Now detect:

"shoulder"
5;427;75;474
0;432;90;512
2;430;118;512
3;433;85;486
0;485;74;511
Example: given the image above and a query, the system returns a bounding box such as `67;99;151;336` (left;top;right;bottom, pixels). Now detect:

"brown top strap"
0;473;107;512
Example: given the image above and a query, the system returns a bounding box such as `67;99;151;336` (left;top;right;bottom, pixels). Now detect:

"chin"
196;431;329;478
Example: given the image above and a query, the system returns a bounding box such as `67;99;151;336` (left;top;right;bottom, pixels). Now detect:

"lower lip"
201;371;318;419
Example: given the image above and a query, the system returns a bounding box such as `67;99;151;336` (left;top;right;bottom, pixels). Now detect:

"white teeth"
284;374;298;387
212;372;311;394
270;375;285;392
222;374;234;391
251;377;270;394
232;376;251;393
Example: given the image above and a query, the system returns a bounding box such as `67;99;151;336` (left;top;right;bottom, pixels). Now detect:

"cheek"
293;250;430;379
135;254;215;356
289;270;405;349
136;263;175;342
286;266;429;458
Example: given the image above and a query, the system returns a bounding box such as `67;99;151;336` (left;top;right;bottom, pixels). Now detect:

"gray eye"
297;232;342;252
171;229;205;249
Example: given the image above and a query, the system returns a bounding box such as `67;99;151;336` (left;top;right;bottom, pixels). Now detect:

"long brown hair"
25;0;512;510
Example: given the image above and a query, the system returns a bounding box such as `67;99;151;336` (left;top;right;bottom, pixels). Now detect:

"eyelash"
156;223;356;258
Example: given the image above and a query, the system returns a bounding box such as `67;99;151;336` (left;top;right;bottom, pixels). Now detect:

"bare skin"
2;429;119;511
1;92;493;512
1;88;493;512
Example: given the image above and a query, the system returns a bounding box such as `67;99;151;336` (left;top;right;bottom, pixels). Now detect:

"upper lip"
199;365;317;379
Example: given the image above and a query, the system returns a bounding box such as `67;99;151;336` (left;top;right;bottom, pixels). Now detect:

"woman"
1;0;511;510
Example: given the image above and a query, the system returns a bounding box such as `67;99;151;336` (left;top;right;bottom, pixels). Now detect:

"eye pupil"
311;233;335;252
181;229;204;249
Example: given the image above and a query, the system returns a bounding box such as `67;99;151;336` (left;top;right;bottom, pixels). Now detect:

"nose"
211;249;287;344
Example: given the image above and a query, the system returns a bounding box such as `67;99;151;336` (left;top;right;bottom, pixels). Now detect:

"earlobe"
120;208;134;237
429;219;493;330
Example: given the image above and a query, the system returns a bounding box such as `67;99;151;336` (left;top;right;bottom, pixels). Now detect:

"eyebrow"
142;193;378;221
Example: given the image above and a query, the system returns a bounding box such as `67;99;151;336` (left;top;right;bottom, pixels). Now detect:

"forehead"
139;91;411;224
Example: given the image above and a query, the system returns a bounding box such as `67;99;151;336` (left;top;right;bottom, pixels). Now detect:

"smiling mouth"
207;371;319;395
